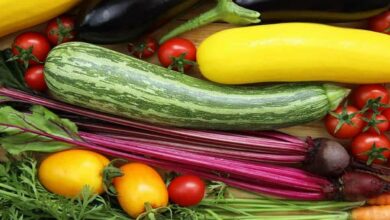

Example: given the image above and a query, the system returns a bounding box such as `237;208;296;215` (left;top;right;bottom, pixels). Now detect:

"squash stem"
159;0;260;43
323;84;351;111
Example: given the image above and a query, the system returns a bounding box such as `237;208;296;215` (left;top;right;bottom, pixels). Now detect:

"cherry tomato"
369;11;390;34
24;65;47;91
114;163;168;218
39;150;110;197
45;16;76;45
128;37;158;59
382;108;390;127
168;175;205;207
324;105;364;139
351;133;390;165
158;37;196;72
363;112;389;134
11;32;51;68
352;84;389;111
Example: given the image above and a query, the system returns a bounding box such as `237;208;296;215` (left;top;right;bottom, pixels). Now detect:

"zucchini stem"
159;0;260;43
322;84;351;111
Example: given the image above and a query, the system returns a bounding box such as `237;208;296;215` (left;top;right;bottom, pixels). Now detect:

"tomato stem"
168;53;196;73
328;102;358;134
159;0;260;43
361;97;390;114
7;46;41;69
359;142;389;165
362;112;387;134
102;159;126;195
50;17;74;45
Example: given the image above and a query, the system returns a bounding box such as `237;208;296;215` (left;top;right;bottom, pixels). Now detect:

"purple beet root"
340;171;388;201
305;138;350;177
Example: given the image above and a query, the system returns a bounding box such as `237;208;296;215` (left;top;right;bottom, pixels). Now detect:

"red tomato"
45;16;76;45
158;38;196;72
383;108;390;126
324;105;364;139
24;65;47;91
363;113;389;134
352;84;389;111
11;32;51;68
168;175;205;207
351;133;390;165
128;37;158;59
369;11;390;34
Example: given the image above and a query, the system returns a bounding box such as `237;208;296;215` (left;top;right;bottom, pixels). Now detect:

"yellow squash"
197;23;390;84
0;0;80;37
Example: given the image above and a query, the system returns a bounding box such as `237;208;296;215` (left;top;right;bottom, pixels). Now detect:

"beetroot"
305;138;350;177
340;171;388;201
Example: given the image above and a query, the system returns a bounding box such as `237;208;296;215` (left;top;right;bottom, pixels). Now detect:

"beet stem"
0;87;307;152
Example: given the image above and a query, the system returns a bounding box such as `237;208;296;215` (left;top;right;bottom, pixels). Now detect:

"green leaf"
0;158;130;219
0;95;12;103
0;105;78;155
360;142;389;166
0;49;29;92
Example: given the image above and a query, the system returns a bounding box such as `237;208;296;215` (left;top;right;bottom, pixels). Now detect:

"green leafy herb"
0;105;77;155
0;158;130;220
142;183;363;220
0;95;12;103
0;49;29;92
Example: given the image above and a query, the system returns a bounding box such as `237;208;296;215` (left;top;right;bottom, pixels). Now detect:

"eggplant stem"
159;0;260;43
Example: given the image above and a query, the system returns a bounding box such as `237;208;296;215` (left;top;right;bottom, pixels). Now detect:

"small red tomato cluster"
325;84;390;166
10;15;76;92
128;37;197;73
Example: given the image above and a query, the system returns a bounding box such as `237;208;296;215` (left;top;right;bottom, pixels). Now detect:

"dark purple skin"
234;0;390;22
305;138;350;177
77;0;199;44
341;171;387;201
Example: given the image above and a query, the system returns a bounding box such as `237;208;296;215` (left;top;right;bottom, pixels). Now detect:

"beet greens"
1;105;389;201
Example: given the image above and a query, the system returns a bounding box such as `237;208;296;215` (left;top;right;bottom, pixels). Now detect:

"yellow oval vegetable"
197;23;390;85
0;0;80;37
38;149;109;197
113;163;168;218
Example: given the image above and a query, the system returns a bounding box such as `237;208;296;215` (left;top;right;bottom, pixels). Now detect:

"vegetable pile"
2;1;390;219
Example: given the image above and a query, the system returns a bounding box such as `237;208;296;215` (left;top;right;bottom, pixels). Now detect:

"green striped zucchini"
44;42;349;130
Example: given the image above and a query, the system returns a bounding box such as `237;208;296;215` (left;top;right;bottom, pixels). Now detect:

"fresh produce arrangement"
43;42;348;130
3;1;390;220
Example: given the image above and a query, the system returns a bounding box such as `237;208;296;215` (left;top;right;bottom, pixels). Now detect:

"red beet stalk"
0;122;330;200
0;87;307;155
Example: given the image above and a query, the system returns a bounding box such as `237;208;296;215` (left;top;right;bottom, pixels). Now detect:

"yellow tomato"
114;163;168;218
38;149;109;197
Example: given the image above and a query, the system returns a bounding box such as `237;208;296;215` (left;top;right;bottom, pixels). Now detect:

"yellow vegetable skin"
197;23;390;85
114;163;168;218
0;0;80;37
39;149;109;197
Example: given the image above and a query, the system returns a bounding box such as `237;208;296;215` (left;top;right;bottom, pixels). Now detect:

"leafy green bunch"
0;158;129;220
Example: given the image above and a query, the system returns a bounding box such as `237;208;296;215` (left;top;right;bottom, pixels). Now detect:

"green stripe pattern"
44;42;349;130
